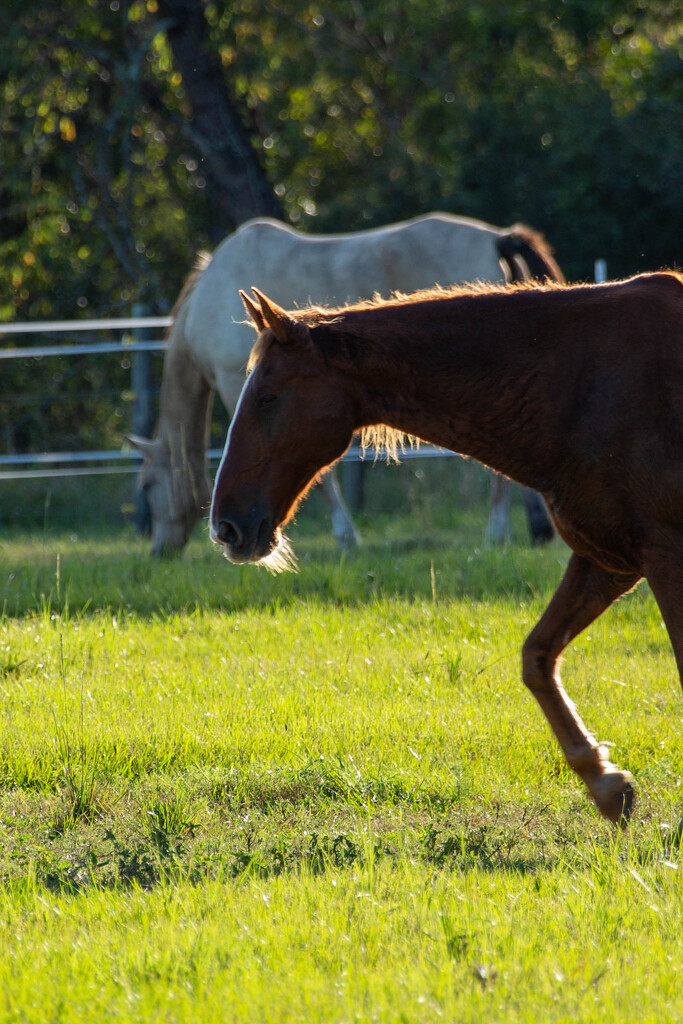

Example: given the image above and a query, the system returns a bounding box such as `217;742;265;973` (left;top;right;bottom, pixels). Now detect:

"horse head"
209;289;357;570
128;434;212;557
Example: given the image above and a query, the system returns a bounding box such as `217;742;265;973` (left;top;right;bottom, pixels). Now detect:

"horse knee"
521;635;553;694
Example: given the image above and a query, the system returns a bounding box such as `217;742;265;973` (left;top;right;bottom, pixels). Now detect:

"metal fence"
0;315;171;481
0;316;455;485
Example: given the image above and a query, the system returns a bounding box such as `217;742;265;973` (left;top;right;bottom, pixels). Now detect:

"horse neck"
339;293;556;484
158;314;213;461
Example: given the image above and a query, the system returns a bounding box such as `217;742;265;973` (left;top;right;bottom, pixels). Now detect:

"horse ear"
126;434;159;458
239;290;266;332
251;288;309;347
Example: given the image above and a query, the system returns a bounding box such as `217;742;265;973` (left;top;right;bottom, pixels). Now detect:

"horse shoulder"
618;273;683;349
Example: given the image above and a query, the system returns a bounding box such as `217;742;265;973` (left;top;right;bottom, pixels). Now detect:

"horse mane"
357;424;418;462
247;278;575;460
147;251;213;446
301;277;571;319
167;250;212;329
247;274;683;461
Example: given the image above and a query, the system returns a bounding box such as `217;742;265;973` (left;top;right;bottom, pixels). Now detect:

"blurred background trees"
1;0;681;322
0;0;681;467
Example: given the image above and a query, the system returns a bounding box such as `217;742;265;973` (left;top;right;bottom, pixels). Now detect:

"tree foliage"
1;0;210;319
1;0;681;322
225;0;682;279
0;0;681;452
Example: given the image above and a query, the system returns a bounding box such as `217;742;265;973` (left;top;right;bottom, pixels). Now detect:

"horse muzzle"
210;503;277;564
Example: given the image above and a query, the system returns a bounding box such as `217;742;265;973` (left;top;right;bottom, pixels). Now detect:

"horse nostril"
216;518;240;547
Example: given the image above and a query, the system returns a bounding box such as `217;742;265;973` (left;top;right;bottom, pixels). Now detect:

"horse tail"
497;225;565;284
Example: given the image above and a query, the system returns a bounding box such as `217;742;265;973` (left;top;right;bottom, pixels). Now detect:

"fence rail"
0;317;172;335
0;443;455;481
1;316;169;482
0;341;167;360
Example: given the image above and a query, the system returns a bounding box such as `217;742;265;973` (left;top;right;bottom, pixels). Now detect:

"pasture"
1;466;683;1022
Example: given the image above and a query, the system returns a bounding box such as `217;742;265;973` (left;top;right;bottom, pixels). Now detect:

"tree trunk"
156;0;283;243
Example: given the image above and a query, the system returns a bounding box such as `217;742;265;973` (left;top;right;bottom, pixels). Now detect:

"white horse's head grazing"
128;434;212;557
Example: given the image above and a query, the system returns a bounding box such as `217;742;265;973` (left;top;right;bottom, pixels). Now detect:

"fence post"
131;303;155;534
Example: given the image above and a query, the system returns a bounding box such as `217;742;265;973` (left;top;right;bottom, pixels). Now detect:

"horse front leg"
319;468;360;551
642;539;683;733
522;552;641;822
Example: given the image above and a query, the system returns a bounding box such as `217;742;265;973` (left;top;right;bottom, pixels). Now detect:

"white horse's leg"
485;473;511;544
486;476;554;546
320;468;360;550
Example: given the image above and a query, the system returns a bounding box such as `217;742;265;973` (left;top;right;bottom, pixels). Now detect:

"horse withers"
210;273;683;823
129;213;557;556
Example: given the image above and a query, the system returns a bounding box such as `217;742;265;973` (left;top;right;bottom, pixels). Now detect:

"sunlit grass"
2;848;683;1022
1;493;683;1021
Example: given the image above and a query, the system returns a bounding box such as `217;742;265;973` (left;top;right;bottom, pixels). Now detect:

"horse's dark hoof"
592;770;636;825
669;820;683;848
616;780;635;827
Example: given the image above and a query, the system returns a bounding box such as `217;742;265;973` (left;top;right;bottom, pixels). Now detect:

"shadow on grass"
0;521;570;621
19;806;574;896
4;757;614;896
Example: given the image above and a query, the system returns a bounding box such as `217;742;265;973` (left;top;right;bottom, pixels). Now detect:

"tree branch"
155;0;283;242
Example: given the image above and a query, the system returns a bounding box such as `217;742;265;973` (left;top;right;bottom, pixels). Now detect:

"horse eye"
257;392;277;408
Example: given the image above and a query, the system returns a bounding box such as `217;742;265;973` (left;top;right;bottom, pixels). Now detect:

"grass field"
2;468;683;1022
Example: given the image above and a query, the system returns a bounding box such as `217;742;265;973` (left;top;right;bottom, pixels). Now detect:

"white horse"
129;213;560;556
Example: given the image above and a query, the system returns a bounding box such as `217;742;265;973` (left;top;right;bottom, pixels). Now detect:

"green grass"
1;484;683;1021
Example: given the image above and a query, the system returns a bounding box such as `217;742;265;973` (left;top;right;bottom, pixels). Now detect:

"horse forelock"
246;328;275;372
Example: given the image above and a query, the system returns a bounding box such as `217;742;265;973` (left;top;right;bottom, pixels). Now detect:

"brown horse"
128;214;558;555
210;272;683;823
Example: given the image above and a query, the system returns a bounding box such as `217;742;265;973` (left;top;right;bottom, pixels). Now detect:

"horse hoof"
594;771;636;825
530;524;555;546
336;532;360;553
614;780;635;826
